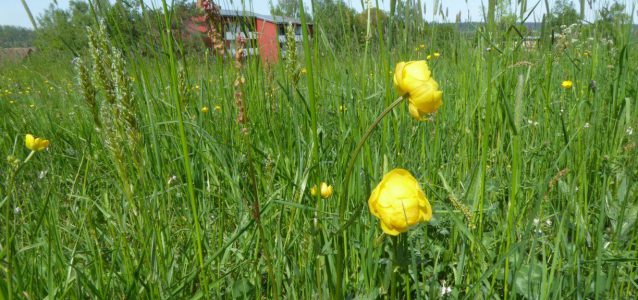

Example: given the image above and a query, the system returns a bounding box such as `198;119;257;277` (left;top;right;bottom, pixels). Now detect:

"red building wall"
256;19;279;63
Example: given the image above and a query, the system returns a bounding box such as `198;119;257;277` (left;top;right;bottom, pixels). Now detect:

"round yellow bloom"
301;68;307;75
561;80;573;89
201;106;209;113
310;182;333;199
433;52;440;58
25;134;50;152
393;61;443;121
368;169;432;236
426;54;432;60
214;105;222;112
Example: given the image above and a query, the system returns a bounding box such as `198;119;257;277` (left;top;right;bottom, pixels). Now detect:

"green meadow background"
1;0;637;298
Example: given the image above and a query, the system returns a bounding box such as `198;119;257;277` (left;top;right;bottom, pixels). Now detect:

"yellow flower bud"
25;134;50;152
561;80;573;89
310;182;333;199
214;105;222;112
393;61;443;121
368;169;432;236
201;106;209;113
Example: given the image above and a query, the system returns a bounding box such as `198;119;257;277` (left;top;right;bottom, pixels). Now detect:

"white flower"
545;219;552;226
584;123;590;129
14;207;21;215
533;218;540;226
440;281;452;296
627;127;634;136
167;175;177;185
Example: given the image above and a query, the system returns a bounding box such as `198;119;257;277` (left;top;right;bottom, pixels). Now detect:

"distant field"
1;1;637;299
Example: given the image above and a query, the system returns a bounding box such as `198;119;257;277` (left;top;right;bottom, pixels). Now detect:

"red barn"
188;8;312;63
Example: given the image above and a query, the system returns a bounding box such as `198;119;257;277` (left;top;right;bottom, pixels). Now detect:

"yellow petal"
380;221;402;236
410;85;442;114
25;134;35;150
408;102;423;121
403;61;431;82
393;62;407;96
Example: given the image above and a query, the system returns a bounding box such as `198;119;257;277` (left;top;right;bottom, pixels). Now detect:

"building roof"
220;9;311;25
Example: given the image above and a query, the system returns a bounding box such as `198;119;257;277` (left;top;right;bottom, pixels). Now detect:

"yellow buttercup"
393;61;443;121
311;182;334;199
368;169;432;235
25;134;50;152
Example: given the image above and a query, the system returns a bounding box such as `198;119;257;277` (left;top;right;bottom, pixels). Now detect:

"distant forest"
0;25;35;48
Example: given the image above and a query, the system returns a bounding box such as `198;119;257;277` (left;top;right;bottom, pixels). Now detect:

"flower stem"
338;95;404;219
391;235;398;299
335;95;405;298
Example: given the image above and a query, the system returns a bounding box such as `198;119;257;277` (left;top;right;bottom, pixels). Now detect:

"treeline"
0;26;35;48
8;0;635;57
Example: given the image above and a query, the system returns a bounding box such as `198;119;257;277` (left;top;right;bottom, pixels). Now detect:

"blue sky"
1;0;636;28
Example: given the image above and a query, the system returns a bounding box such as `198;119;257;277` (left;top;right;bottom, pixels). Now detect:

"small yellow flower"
433;52;440;58
368;169;432;236
29;104;35;108
561;80;573;89
310;182;333;199
300;68;307;75
415;47;420;51
214;105;222;112
426;54;432;60
201;106;209;113
25;134;50;152
419;44;426;49
339;105;347;112
393;60;443;121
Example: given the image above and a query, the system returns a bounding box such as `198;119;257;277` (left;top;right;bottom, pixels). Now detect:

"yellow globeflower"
393;60;443;121
368;169;432;236
561;80;573;89
201;106;209;113
310;182;334;199
25;134;50;152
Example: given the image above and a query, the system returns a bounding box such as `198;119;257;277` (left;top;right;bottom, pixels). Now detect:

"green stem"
390;236;398;300
335;95;405;298
4;150;37;299
338;96;404;218
160;0;207;294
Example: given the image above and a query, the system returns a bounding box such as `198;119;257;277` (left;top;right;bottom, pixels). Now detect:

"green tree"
34;1;95;54
313;0;358;50
0;25;35;47
548;0;580;30
270;0;310;19
595;1;631;40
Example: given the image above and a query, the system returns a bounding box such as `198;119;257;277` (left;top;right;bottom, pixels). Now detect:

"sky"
1;0;636;28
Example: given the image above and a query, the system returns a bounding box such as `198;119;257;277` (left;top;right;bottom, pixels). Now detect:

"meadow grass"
1;2;638;299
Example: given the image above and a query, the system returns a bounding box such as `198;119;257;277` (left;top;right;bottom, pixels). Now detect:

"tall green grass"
1;1;637;299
